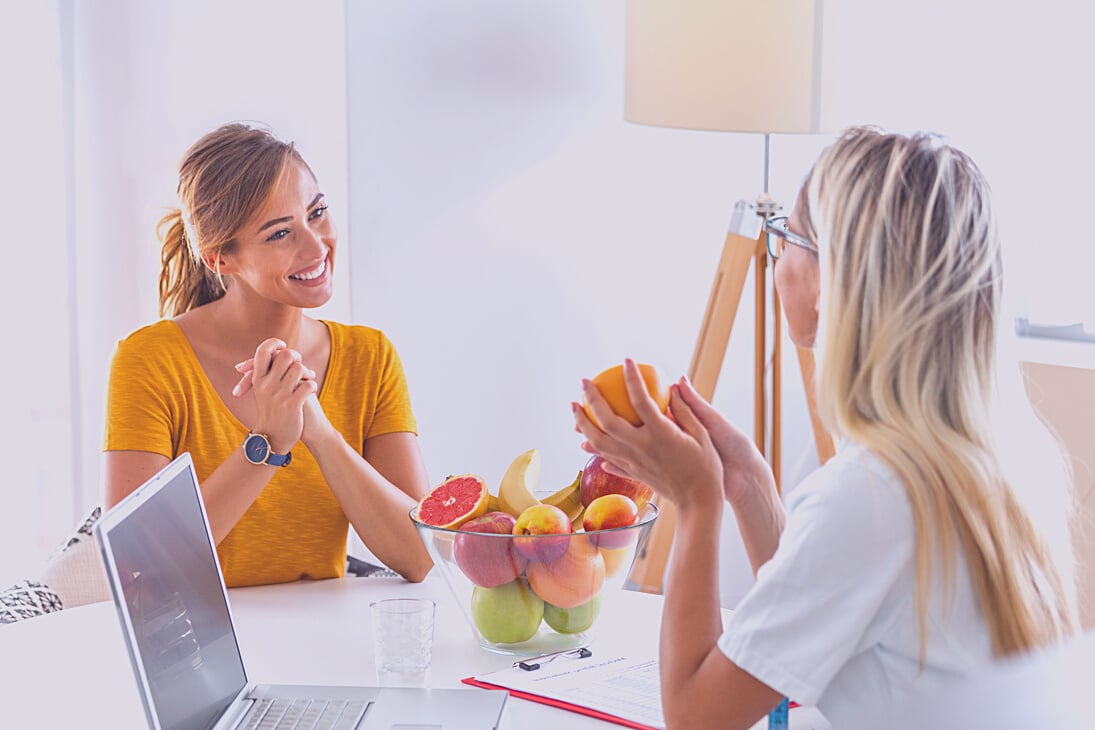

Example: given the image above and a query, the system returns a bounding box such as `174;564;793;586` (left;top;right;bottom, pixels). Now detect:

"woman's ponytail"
156;208;225;318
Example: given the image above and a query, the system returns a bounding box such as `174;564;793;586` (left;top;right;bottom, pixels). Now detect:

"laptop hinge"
213;686;256;730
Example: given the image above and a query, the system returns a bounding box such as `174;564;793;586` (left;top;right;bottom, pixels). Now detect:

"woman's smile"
289;256;330;285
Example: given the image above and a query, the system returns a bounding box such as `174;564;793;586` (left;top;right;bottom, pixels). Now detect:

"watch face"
244;434;270;464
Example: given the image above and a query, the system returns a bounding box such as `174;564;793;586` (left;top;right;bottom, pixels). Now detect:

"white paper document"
472;653;666;728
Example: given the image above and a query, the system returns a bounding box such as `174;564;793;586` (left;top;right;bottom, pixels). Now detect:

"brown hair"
157;123;312;317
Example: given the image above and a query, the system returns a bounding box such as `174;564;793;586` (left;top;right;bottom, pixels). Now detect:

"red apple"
583;494;639;548
512;504;572;563
454;511;528;588
579;455;654;511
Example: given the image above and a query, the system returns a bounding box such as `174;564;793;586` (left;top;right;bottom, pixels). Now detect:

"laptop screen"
100;457;248;730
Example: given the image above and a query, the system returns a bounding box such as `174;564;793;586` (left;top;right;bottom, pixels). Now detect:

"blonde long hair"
158;123;311;317
801;126;1077;657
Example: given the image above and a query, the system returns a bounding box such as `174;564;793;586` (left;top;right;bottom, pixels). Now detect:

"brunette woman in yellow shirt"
103;123;433;587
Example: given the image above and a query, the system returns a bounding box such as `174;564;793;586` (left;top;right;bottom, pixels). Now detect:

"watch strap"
265;449;292;468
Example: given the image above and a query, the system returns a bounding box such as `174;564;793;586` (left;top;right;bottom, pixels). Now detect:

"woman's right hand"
575;360;725;513
239;338;317;453
673;376;774;507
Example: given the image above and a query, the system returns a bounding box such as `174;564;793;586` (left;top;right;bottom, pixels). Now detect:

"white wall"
818;1;1095;326
0;1;73;581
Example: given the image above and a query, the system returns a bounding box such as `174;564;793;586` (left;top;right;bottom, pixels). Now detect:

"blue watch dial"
244;433;271;464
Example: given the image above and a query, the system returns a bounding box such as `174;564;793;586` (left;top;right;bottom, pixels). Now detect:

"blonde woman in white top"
574;126;1078;729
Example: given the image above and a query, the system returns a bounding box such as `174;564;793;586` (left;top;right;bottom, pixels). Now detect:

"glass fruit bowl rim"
408;501;659;536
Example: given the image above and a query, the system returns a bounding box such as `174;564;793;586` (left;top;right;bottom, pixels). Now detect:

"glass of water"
370;598;436;687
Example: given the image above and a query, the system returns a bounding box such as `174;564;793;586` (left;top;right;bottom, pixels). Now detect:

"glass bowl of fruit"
410;450;659;656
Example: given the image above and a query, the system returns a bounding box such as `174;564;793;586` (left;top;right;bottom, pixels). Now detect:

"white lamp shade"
625;0;826;134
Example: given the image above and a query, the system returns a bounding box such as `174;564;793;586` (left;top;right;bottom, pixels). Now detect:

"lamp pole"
755;133;782;486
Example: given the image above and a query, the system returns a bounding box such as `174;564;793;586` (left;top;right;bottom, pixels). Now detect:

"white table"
0;573;825;728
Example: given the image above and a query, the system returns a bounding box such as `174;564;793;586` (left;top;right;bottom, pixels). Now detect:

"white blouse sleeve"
717;449;915;706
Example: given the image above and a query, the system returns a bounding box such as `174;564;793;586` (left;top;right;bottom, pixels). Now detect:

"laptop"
95;452;508;730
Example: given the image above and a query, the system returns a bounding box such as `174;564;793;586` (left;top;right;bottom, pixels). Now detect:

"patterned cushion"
59;507;101;551
0;507;111;626
0;580;63;624
38;506;111;609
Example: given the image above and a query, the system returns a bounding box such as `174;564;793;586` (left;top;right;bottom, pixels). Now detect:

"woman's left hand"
574;359;724;513
300;392;337;449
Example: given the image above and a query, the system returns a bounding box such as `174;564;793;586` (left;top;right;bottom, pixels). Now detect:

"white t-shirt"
718;443;994;728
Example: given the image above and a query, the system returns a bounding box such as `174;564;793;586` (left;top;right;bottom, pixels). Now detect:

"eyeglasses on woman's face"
764;216;818;260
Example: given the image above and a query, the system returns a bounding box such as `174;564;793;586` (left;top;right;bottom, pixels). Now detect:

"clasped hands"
231;337;327;452
573;359;769;511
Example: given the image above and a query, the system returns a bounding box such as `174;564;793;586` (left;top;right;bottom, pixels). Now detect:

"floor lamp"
623;0;837;595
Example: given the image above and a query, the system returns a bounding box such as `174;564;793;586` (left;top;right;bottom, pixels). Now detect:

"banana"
498;448;542;517
541;470;584;522
570;507;585;532
486;493;501;513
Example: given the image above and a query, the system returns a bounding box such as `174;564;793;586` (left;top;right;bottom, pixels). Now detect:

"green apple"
543;593;602;634
471;578;544;644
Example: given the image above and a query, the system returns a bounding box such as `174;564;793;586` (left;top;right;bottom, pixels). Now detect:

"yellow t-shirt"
103;319;417;587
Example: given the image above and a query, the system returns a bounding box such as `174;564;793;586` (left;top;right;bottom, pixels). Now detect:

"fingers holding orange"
621;358;668;426
666;383;706;441
583;362;670;428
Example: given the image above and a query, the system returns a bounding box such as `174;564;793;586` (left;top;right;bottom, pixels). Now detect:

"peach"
599;546;631;577
513;504;572;563
526;535;605;609
583;494;639;549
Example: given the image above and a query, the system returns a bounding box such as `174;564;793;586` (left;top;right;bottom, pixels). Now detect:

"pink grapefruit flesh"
416;475;490;529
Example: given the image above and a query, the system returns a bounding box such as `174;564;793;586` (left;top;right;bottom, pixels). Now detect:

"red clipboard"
461;675;661;729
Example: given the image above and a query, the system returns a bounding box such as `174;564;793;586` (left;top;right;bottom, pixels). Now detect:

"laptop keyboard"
239;698;369;730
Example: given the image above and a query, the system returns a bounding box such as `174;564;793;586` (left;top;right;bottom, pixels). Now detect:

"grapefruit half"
416;474;490;529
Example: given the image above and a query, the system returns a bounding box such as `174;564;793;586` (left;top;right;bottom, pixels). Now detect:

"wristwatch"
242;432;292;468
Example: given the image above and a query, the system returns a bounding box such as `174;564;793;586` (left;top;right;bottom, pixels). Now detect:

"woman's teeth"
290;260;327;281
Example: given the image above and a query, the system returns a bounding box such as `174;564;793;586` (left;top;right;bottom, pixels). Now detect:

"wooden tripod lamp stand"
621;0;836;594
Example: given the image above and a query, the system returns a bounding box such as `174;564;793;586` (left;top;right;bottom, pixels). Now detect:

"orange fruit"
416;474;490;529
584;363;670;427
